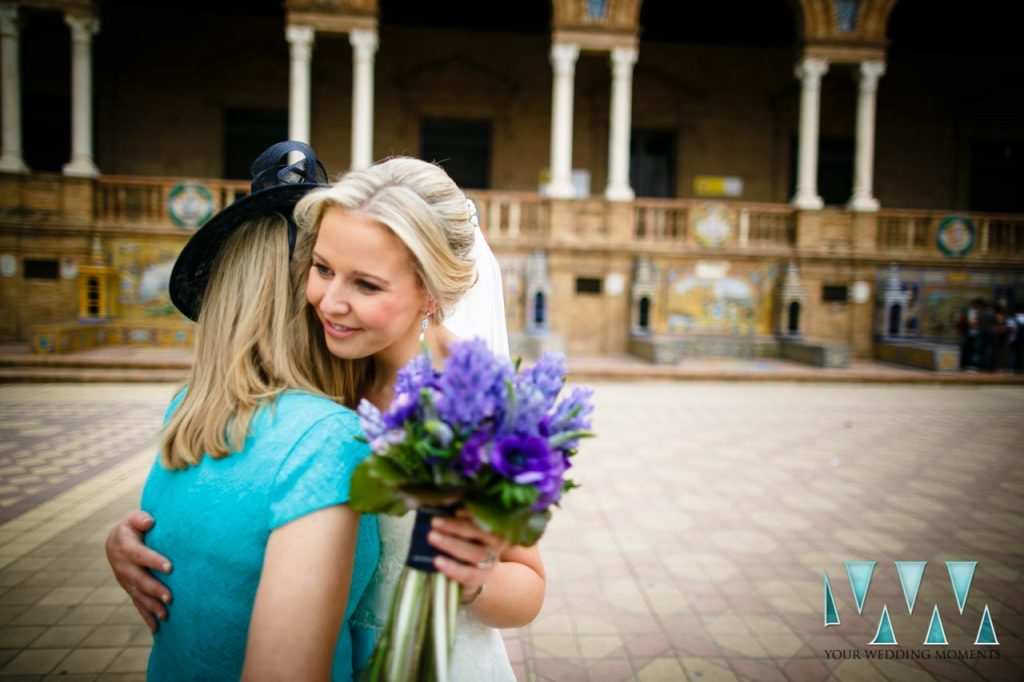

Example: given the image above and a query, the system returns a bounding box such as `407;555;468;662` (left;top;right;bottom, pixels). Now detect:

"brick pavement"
0;382;1021;681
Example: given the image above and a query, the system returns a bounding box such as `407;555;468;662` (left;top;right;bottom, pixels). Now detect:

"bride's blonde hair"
293;157;477;322
160;214;357;470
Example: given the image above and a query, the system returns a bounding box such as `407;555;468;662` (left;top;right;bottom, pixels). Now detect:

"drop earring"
418;312;430;343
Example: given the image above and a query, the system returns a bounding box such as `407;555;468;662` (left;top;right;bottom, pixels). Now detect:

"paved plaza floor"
0;382;1021;681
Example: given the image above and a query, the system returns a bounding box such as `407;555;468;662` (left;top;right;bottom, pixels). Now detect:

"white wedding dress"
350;225;516;681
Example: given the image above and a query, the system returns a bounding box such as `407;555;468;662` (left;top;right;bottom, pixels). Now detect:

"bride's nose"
319;281;352;316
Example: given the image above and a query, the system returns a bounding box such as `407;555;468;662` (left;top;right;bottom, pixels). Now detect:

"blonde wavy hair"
293;156;477;322
161;214;358;470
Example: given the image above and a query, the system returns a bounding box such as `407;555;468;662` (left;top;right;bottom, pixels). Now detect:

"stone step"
0;366;187;383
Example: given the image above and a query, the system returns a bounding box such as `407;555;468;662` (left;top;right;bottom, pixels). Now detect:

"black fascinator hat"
169;140;329;321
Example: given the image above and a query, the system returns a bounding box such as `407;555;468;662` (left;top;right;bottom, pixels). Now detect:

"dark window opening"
223;109;288;180
533;291;546;326
638;296;651;329
420;118;492;190
969;141;1024;213
576;277;603;295
24;259;60;280
22;9;70;172
789;136;854;207
822;285;849;303
888;304;903;336
631;129;676;198
86;276;100;316
787;301;801;333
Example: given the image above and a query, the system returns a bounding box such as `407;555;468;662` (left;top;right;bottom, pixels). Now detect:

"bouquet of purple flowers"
350;339;594;681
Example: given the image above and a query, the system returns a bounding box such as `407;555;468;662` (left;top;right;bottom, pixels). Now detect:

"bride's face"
306;207;429;362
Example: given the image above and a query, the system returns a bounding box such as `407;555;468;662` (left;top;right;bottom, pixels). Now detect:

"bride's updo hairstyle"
293;157;477;322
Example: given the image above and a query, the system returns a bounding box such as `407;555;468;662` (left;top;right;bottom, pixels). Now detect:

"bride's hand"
105;511;174;632
427;512;509;603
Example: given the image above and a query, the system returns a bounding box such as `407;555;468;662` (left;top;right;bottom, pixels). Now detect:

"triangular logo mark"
923;604;948;645
844;561;876;615
824;571;840;626
946;561;977;615
894;561;926;615
869;604;898;645
975;604;999;645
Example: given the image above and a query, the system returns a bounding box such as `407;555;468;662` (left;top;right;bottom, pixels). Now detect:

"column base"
604;184;635;202
847;194;880;212
791;193;824;210
0;154;29;173
546;179;576;200
62;157;99;178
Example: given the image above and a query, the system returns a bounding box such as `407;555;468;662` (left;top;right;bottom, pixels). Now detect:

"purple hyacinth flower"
459;430;491;477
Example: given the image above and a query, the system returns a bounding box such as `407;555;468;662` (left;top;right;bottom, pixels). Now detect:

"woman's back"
142;390;379;681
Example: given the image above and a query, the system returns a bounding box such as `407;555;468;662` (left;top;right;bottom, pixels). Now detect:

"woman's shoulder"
271;391;361;434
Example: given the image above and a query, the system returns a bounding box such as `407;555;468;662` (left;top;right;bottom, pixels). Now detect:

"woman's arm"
428;515;546;629
241;504;359;682
104;511;173;632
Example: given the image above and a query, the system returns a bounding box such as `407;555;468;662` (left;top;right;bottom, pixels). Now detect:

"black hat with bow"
169;140;328;321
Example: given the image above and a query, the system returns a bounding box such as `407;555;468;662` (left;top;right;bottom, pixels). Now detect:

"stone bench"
873;341;960;372
779;339;851;368
28;320;194;354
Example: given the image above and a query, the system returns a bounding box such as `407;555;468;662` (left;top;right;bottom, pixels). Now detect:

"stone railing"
94;176;249;227
876;209;1024;256
465;190;549;241
633;199;796;249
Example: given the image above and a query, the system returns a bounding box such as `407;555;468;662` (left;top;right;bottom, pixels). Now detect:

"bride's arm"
429;516;545;629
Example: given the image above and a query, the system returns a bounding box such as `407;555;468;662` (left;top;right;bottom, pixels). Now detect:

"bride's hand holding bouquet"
350;339;594;682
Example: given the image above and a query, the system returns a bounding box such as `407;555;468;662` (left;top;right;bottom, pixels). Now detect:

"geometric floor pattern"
0;382;1021;681
0;388;167;523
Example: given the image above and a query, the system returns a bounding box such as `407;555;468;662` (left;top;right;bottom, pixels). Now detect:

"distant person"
1009;304;1024;374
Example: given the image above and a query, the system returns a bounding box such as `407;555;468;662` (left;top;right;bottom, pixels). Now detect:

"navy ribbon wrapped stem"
405;505;458;572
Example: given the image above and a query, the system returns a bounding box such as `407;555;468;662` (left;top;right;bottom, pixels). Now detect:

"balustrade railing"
877;209;1024;256
466;191;548;240
94;176;249;226
634;199;795;248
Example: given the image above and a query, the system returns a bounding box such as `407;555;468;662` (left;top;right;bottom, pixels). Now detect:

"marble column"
547;43;579;199
604;46;637;202
847;60;886;212
0;4;26;172
286;25;314;145
349;28;378;170
62;14;100;177
791;57;829;210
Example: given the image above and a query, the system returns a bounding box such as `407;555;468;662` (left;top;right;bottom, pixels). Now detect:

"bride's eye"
313;263;332;278
355;279;381;292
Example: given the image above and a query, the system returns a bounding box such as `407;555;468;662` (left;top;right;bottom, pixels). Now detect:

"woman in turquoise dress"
139;142;378;681
109;154;546;680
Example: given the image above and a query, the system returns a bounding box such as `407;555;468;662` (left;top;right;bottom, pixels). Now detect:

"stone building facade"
1;0;1022;365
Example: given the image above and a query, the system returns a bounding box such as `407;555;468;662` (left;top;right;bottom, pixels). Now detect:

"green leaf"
463;500;551;546
349;455;411;514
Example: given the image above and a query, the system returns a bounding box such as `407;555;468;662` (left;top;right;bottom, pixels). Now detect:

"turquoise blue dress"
141;390;380;681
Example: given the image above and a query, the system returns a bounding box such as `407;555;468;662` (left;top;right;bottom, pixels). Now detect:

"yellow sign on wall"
694;176;743;198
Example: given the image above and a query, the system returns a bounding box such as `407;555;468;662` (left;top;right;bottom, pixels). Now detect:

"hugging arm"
241;504;359;682
104;510;173;632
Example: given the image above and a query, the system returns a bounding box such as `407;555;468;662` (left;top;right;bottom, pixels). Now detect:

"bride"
107;156;544;680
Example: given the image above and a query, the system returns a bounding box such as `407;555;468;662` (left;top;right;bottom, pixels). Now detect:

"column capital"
286;24;314;45
64;13;100;40
858;60;886;91
550;42;580;71
349;28;378;56
610;45;638;67
794;56;829;86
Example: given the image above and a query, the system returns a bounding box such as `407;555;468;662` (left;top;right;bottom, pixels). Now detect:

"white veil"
444;226;510;359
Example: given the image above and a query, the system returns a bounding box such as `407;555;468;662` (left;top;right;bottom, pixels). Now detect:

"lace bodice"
352;512;516;681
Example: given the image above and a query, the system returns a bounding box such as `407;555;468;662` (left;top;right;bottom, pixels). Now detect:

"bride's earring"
418;312;430;343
